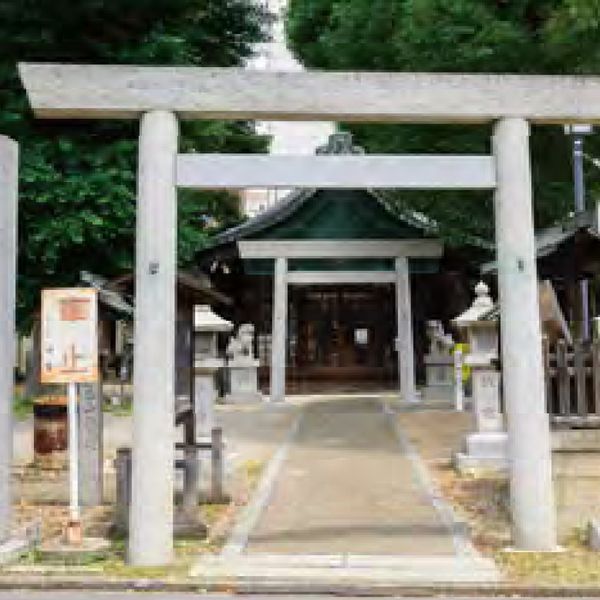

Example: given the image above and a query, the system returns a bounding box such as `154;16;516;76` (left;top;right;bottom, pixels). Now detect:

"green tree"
286;0;600;245
0;0;270;327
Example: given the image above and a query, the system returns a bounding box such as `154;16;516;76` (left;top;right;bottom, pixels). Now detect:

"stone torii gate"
19;64;600;565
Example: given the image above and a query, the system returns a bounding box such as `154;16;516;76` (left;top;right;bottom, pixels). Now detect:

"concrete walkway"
193;396;499;585
247;397;455;555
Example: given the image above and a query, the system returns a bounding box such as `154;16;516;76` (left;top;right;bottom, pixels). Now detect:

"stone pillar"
79;382;103;506
129;111;178;565
114;447;132;534
493;117;557;550
395;257;417;403
270;257;288;403
0;137;17;543
194;370;218;438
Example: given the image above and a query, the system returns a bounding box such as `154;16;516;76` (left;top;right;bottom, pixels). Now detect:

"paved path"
246;397;455;555
194;396;499;584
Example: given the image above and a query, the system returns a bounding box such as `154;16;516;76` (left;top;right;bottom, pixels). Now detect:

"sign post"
41;288;98;544
67;381;80;541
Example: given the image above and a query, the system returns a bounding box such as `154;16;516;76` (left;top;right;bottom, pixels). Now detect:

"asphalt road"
0;594;596;600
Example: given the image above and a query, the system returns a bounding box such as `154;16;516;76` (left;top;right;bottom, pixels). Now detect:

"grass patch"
242;459;264;488
13;394;34;420
103;397;132;417
496;529;600;585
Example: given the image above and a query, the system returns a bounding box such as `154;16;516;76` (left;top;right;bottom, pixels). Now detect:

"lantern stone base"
421;382;455;402
454;431;508;474
174;507;208;539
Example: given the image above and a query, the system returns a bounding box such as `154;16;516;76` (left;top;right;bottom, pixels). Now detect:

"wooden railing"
542;337;600;427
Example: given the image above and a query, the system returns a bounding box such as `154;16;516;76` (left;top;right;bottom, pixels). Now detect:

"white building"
242;0;334;217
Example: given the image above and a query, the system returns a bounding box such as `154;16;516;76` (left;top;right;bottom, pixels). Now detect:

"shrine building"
198;135;482;398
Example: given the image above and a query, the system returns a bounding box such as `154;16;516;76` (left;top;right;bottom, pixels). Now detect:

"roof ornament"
316;132;365;155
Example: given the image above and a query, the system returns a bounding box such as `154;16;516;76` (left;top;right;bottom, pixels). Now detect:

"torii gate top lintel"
18;62;600;124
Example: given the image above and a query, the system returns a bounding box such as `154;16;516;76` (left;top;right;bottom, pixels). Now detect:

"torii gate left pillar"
129;111;178;566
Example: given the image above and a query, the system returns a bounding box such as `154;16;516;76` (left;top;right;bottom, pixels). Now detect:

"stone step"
191;553;501;584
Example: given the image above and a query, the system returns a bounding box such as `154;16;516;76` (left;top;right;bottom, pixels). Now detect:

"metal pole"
571;132;591;340
454;348;464;412
67;381;82;543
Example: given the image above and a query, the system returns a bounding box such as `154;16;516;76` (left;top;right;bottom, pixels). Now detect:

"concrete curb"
4;575;600;596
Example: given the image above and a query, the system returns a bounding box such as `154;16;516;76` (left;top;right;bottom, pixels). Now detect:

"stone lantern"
452;282;507;473
193;305;233;437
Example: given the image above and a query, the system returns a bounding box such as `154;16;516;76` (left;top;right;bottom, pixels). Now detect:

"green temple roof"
206;132;445;275
215;187;436;245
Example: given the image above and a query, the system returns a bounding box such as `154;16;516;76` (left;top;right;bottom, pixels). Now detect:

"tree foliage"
0;0;271;327
286;0;600;245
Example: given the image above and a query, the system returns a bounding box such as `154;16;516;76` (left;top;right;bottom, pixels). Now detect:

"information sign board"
41;288;98;384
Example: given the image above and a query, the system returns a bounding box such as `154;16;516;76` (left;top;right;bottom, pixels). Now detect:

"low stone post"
0;136;18;544
180;410;199;515
182;445;199;515
114;447;132;534
79;382;103;506
454;347;464;412
210;428;226;503
453;282;507;473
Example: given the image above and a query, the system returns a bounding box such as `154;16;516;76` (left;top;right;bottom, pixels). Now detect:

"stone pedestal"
224;323;262;404
225;358;261;404
455;365;508;474
194;359;222;438
422;320;454;403
423;355;455;401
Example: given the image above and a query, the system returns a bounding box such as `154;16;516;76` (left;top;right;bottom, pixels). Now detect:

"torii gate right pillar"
493;117;557;550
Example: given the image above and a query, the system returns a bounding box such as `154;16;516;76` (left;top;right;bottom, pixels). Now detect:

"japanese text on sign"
41;288;98;384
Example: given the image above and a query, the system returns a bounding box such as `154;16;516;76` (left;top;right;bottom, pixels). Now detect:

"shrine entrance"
18;62;570;563
287;284;397;392
203;177;445;400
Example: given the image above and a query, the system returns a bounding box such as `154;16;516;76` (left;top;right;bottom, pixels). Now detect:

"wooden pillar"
270;257;288;402
493;117;557;550
395;257;417;403
129;111;178;565
0;136;17;543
